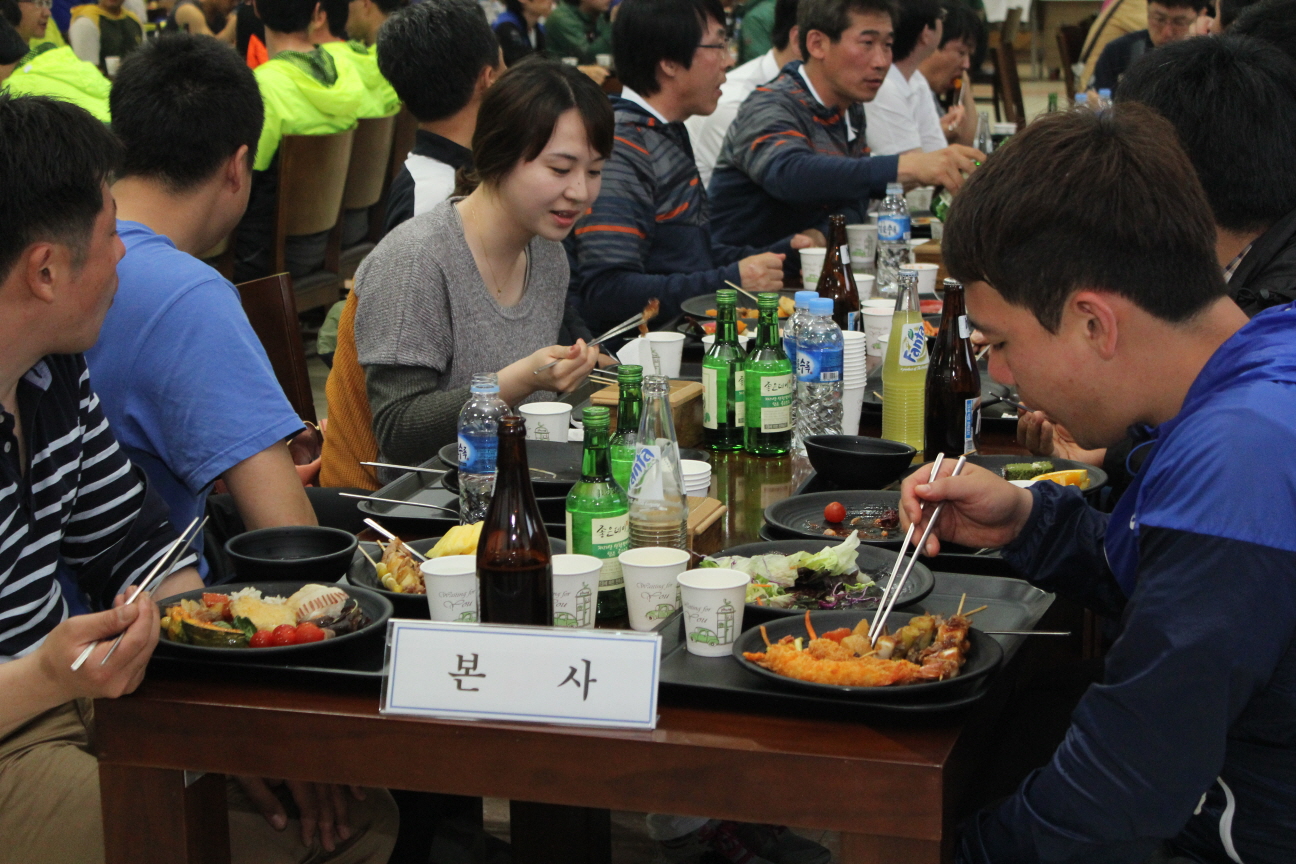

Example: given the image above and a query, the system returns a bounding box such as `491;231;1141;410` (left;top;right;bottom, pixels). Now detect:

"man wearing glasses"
0;0;110;121
1089;0;1204;93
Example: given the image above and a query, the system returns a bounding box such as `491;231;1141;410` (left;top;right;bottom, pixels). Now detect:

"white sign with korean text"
381;619;661;729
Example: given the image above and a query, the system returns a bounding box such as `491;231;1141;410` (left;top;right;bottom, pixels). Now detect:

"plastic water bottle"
457;373;509;524
1074;92;1089;110
783;290;818;367
876;183;912;299
794;297;844;440
1096;88;1112;110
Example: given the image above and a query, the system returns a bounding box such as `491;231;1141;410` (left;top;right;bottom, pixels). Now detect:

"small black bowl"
225;526;359;583
804;435;917;490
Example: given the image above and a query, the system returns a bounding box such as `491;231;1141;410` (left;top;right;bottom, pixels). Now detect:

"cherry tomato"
294;622;326;643
824;501;846;523
249;629;273;648
270;624;298;647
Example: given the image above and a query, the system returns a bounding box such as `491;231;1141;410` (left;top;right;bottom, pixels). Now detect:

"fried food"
639;298;661;336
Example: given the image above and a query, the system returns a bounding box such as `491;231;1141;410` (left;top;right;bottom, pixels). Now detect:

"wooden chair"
235;272;318;425
1057;18;1092;102
334;114;396;277
389;106;417;188
274;129;355;313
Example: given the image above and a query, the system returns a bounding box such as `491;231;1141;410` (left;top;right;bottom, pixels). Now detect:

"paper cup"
846;224;878;270
800;247;827;287
910;263;940;296
551;554;600;629
519;401;571;442
616;337;644;367
421;555;479;622
677;568;750;657
862;307;892;370
905;186;935;213
702;333;752;350
104;55;122;77
854;272;876;301
842;386;866;434
619;547;690;631
645;332;685;378
596;53;613;67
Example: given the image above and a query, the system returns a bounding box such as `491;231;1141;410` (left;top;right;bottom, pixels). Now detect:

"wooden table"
96;434;1048;864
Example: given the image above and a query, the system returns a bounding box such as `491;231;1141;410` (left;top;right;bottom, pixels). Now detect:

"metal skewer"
361;461;448;475
534;314;646;373
344;493;459;517
871;455;968;646
363;518;428;561
72;515;206;671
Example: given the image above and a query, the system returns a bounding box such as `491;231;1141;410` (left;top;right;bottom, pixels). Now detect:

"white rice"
225;586;288;605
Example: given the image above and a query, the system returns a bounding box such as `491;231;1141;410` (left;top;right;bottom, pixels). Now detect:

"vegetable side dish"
160;584;370;648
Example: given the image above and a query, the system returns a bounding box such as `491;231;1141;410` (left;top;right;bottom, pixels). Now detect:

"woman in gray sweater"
337;58;614;470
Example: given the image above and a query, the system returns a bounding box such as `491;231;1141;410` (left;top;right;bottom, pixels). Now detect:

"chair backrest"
342;115;396;211
992;42;1026;129
274;129;355;272
389;107;418;184
235;272;318;424
1001;6;1023;45
1057;30;1077;102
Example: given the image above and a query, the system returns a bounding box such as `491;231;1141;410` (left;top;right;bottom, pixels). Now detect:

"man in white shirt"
685;0;801;185
863;0;946;155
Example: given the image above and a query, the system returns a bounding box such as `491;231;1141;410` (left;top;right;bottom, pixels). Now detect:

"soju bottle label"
702;358;731;430
734;369;746;426
457;432;497;474
566;511;630;590
898;324;929;369
749;372;793;432
795;347;843;383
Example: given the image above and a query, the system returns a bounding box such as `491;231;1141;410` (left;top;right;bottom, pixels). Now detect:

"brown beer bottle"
924;279;981;459
818;215;861;332
476;416;553;624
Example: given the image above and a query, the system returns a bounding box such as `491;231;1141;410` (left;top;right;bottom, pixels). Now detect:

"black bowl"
804;435;917;490
225;526;359;583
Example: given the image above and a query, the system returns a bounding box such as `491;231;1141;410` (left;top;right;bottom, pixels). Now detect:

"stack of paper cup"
862;298;894;375
841;330;867;434
680;459;712;497
800;247;827;288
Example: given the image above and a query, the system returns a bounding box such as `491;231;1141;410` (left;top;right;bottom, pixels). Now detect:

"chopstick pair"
869;454;968;646
534;313;646;374
363;518;428;562
70;515;207;671
343;493;459;517
361;461;447;476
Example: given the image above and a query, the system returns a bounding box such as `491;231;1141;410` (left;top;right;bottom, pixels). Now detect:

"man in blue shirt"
901;104;1296;863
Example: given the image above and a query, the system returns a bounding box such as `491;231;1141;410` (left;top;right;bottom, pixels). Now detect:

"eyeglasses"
1148;12;1196;28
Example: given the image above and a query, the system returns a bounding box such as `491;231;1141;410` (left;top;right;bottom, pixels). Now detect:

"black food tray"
356;455;460;535
149;629;387;685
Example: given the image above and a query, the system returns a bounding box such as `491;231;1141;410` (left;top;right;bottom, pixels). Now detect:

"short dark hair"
892;0;941;61
798;0;896;58
772;0;800;51
938;0;979;49
0;9;23;64
943;103;1225;332
1231;0;1296;60
1116;34;1296;233
372;0;406;13
466;56;614;187
321;0;348;38
377;0;499;122
1149;0;1206;10
1220;0;1263;29
111;34;264;191
613;0;726;97
0;0;18;27
254;0;316;34
0;94;123;281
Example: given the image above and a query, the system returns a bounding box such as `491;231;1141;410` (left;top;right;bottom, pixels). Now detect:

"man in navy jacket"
901;103;1296;864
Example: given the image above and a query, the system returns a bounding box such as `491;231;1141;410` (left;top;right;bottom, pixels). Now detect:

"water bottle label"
458;432;498;474
795;346;843;383
750;372;793;432
877;214;911;242
963;396;981;454
958;315;971;339
898;324;929;369
734;370;746;426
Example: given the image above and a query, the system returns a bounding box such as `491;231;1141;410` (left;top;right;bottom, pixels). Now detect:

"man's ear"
225;144;252;194
1071;290;1121;361
804;28;830;61
21;243;60;305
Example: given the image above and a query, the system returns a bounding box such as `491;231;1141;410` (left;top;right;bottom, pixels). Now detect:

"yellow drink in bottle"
881;269;929;459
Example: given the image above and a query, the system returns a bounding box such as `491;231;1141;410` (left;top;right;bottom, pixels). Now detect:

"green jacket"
544;3;611;66
3;44;111;122
253;47;365;171
321;40;399;119
737;0;775;65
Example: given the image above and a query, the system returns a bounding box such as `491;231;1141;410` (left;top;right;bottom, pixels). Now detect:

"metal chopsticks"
870;454;968;646
534;313;647;374
71;515;207;671
360;461;447;475
363;518;428;561
344;493;459;517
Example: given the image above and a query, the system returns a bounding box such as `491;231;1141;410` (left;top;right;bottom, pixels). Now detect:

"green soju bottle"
703;288;747;451
609;364;642;490
743;292;794;456
567;407;631;620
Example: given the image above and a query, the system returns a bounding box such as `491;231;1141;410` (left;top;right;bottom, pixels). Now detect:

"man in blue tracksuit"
900;104;1296;863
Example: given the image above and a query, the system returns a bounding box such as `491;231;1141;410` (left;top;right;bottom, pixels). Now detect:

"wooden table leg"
509;801;610;864
100;765;230;864
840;831;944;864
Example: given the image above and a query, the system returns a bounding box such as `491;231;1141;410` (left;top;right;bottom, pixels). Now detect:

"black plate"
764;490;904;545
154;581;392;659
731;609;1002;702
965;454;1108;496
708;540;933;619
348;537;567;618
680;290;797;320
439;440;711;488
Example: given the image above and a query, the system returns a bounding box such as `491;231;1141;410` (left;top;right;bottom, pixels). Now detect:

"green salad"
700;535;882;610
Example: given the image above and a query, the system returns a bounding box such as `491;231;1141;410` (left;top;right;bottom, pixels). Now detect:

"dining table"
94;409;1090;864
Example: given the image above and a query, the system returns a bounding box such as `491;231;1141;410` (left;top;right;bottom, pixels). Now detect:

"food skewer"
723;280;762;307
357;543;380;568
363;518;428;562
871;455;968;646
869;454;944;642
71;515;207;671
342;493;459;517
361;461;448;475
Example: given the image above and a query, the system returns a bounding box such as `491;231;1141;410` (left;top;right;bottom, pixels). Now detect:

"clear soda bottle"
456;373;509;524
876;183;913;299
627;376;688;549
794;297;844;441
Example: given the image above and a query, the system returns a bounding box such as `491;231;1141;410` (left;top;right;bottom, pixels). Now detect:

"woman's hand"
899;460;1035;556
499;340;600;404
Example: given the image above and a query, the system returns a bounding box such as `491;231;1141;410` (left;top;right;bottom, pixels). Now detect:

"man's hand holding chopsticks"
39;589;161;702
899;460;1034;556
